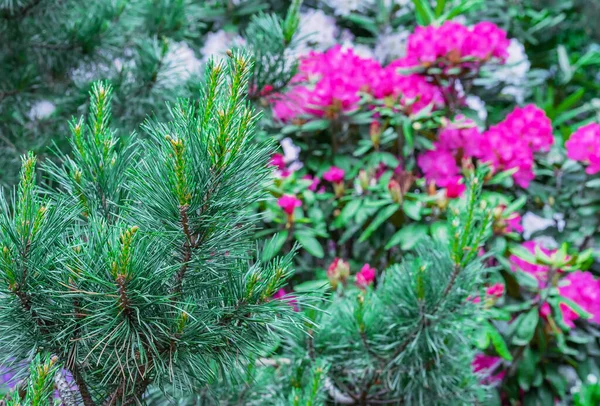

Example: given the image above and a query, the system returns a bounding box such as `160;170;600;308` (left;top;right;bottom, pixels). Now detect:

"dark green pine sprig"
0;50;304;405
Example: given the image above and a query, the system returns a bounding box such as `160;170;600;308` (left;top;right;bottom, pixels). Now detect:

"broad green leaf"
333;199;363;228
295;232;324;258
358;203;400;242
301;119;330;132
403;200;421;221
430;222;449;243
487;323;513;361
261;232;288;261
504;195;527;215
385;223;428;250
293;279;329;293
412;0;435;25
512;308;539;346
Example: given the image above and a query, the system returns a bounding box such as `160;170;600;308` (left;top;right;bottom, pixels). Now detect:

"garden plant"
2;0;600;405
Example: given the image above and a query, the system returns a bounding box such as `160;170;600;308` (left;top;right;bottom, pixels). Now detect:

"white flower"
200;30;245;63
374;29;410;63
521;211;564;241
163;41;202;84
296;9;338;55
324;0;364;16
522;212;555;239
465;96;488;123
281;138;301;163
588;374;598;385
28;100;56;120
486;39;531;104
339;30;375;59
280;138;303;173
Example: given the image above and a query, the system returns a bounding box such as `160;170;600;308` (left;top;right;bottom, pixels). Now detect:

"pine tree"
0;51;302;405
142;173;495;406
0;0;299;187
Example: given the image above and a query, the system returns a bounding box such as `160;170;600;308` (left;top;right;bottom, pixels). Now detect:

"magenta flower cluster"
418;105;553;192
272;45;443;120
510;241;600;328
565;123;600;174
402;21;510;67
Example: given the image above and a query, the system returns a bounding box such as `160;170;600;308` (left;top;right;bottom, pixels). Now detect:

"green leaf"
509;244;537;266
557;45;573;83
301;119;330;132
434;0;447;17
293;279;329;293
517;347;537;391
385;223;428;250
343;13;378;34
358;203;400;242
512;308;539;346
403;200;421;221
558;297;592;320
333;199;363;228
487;324;513;361
486;167;518;185
295;231;324;258
504;195;527;215
261;232;288;261
411;0;435;25
430;222;449;243
585;178;600;188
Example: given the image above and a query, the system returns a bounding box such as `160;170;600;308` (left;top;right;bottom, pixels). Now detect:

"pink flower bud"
327;257;350;289
323;166;345;184
277;194;302;216
388;179;403;203
356;263;376;288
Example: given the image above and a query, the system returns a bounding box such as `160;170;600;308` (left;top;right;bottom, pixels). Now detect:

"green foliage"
287;173;493;405
0;0;300;187
0;52;302;404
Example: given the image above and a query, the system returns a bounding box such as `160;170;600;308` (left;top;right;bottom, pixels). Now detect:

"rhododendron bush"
2;0;600;404
256;1;600;404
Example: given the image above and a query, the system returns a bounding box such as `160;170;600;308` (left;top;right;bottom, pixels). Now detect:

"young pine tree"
0;51;301;405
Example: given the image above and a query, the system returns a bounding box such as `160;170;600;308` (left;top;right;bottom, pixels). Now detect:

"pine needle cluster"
0;51;302;405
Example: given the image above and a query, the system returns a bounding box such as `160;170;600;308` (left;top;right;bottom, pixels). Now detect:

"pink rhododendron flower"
472;354;506;384
444;176;466;199
303;174;322;192
356;264;376;288
372;61;444;113
271;86;311;122
565;123;600;174
403;21;509;68
475;105;552;188
505;213;524;234
270;153;286;170
501;105;554;153
270;45;446;121
277;194;302;216
471;283;505;304
323;166;345;184
417;148;461;188
493;205;524;234
436;117;484;157
547;271;600;328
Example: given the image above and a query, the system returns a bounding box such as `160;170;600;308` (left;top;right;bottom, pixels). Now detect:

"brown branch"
115;274;133;320
69;362;96;406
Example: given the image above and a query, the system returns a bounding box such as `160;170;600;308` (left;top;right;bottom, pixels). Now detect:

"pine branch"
0;0;43;20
